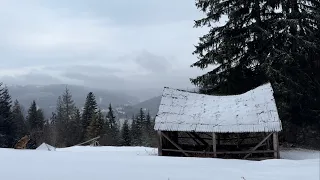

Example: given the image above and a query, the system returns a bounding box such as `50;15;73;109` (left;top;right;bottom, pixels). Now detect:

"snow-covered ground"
0;146;319;180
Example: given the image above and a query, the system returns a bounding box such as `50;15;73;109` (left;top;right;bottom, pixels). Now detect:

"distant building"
154;83;282;160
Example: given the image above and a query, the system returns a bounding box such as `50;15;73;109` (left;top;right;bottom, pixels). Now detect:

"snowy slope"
280;148;320;160
0;146;318;180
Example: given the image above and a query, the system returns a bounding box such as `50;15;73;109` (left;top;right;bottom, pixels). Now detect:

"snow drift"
0;146;318;180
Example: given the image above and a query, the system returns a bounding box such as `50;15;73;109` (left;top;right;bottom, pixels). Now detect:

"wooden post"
243;132;273;159
191;132;209;147
186;133;201;146
162;132;190;157
273;132;280;159
212;133;217;158
158;131;163;156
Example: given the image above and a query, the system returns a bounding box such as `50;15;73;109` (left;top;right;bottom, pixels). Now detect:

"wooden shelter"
154;83;282;160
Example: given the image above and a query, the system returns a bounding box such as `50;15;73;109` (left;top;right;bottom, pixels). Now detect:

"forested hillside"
0;83;157;148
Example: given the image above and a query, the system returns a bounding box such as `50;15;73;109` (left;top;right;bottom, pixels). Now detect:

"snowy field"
0;146;319;180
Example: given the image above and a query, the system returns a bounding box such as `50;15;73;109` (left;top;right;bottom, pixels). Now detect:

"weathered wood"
243;133;273;159
161;132;190;157
202;133;213;138
178;136;264;141
245;156;275;161
158;131;163;156
212;133;217;157
266;132;271;150
186;133;201;146
178;136;213;141
273;132;280;159
162;149;276;155
74;136;100;146
191;132;209;147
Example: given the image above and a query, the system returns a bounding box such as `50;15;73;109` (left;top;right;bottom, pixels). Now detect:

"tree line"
0;83;157;149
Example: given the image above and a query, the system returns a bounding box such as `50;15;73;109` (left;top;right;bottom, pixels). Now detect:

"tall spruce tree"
191;0;320;147
26;100;45;148
46;112;58;146
12;100;27;140
62;87;76;123
142;111;155;147
86;109;104;139
121;120;131;146
0;84;13;147
82;92;98;140
54;96;65;147
131;109;145;146
105;104;120;145
59;87;77;146
67;108;82;146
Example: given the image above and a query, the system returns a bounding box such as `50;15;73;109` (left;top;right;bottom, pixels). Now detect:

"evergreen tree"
106;104;117;130
66;108;82;146
26;101;43;130
82;92;97;140
131;110;144;146
0;84;13;147
26;100;45;147
105;104;120;145
86;109;104;140
142;111;156;147
130;114;138;145
46;112;58;146
43;119;52;145
55;88;77;147
12;100;27;140
191;0;320;147
145;111;152;133
55;96;66;146
121;120;131;146
62;87;76;123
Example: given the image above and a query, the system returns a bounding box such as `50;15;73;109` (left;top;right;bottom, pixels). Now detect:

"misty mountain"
6;84;188;120
7;84;140;118
119;95;162;118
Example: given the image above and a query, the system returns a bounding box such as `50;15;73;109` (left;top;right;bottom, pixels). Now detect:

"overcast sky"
0;0;211;94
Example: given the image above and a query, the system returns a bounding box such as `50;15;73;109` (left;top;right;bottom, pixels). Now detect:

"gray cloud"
41;0;199;26
134;51;171;73
0;73;62;86
0;0;210;99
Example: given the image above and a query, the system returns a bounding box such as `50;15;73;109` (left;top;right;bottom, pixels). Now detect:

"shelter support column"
273;132;280;159
158;131;162;156
212;133;217;158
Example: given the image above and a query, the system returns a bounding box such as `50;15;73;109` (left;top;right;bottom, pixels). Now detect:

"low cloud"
0;73;62;86
0;0;210;97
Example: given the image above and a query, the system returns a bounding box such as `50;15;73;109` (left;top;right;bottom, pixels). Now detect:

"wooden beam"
161;132;190;157
190;132;209;147
212;133;217;157
273;132;280;159
162;149;276;154
202;133;213;138
178;136;213;141
178;136;263;141
157;131;162;156
186;133;201;146
74;136;100;146
243;133;273;159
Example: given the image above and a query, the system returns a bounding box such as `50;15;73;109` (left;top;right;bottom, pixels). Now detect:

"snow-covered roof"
154;83;282;133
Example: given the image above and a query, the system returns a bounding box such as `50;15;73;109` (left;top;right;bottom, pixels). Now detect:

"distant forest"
0;82;157;149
